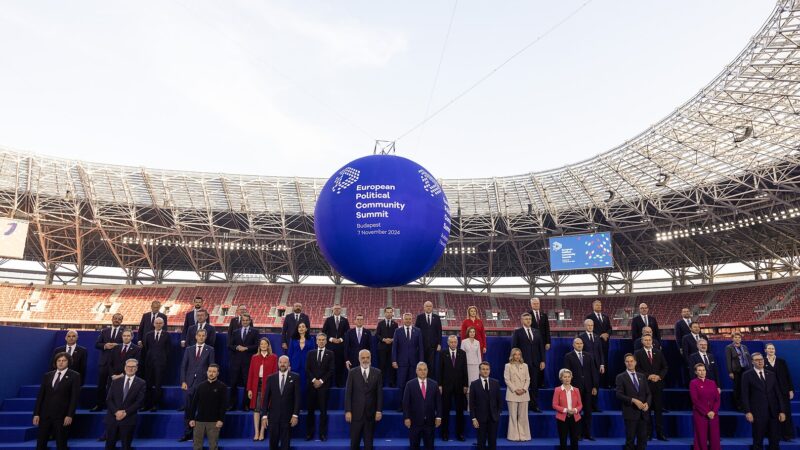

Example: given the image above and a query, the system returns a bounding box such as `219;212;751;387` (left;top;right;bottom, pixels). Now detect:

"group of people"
32;296;796;450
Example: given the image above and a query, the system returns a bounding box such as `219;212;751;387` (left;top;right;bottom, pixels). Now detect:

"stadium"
1;1;800;449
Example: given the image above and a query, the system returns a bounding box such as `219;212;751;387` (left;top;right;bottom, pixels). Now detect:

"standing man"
438;335;468;442
261;355;301;450
345;314;372;372
186;309;216;347
143;317;170;411
403;362;442;450
179;329;215;441
227;314;258;411
527;297;550;388
376;307;398;387
281;302;310;354
681;322;707;368
469;362;503;450
188;364;228;450
33;352;80;450
182;296;204;348
689;339;721;388
392;312;424;410
91;313;124;411
633;327;661;352
634;335;668;441
322;304;349;386
586;300;612;387
510;313;545;412
345;350;383;450
675;308;694;386
52;329;87;386
725;331;751;412
578;318;605;412
415;301;443;382
227;305;249;334
104;359;145;450
305;333;334;441
137;300;167;347
616;353;651;450
631;303;660;342
564;337;598;441
742;352;786;450
110;330;141;379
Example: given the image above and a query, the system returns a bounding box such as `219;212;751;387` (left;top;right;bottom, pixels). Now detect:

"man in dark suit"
681;322;707;368
305;333;335;441
227;313;258;411
322;304;349;387
633;327;661;352
110;330;142;378
674;307;694;386
281;302;310;354
469;362;503;450
185;309;216;347
142;317;170;411
137;300;167;347
527;297;550;389
178;328;215;441
586;300;612;387
564;337;598;440
227;304;248;334
438;335;468;441
345;350;383;450
392;312;425;410
742;352;787;450
345;314;372;372
415;301;443;382
631;303;660;342
403;362;442;450
261;355;301;450
91;313;124;411
376;307;398;387
634;335;668;441
33;352;81;450
578;318;605;412
104;358;145;450
510;313;545;412
52;329;87;386
181;296;204;348
725;331;752;411
688;339;721;389
616;353;651;450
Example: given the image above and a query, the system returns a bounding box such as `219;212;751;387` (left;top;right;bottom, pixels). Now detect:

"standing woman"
552;368;582;450
689;363;721;450
504;348;531;441
461;327;483;385
460;306;487;355
288;322;313;407
247;337;277;441
764;343;795;441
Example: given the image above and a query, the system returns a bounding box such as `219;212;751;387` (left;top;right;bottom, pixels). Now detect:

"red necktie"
647;351;653;364
195;346;201;360
120;345;126;356
421;380;427;399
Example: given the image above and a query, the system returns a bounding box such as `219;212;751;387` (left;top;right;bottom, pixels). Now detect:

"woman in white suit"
461;326;482;384
504;347;531;441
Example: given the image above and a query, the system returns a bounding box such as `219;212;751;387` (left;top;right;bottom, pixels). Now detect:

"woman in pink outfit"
689;362;721;450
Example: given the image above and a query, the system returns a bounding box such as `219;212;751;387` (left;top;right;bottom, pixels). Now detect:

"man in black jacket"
33;352;81;450
104;358;146;450
634;335;668;441
322;304;349;386
743;352;787;450
227;314;258;411
438;335;468;441
143;317;170;411
91;313;124;411
137;300;167;347
469;362;503;450
110;330;142;379
345;350;383;450
185;309;216;347
181;296;204;348
631;303;660;342
564;337;598;440
188;364;228;450
375;307;398;387
415;301;443;382
52;329;87;386
227;305;248;334
527;297;550;389
586;300;612;388
510;313;545;412
578;318;605;412
305;333;335;441
688;339;721;388
281;303;310;354
616;354;651;450
261;356;301;450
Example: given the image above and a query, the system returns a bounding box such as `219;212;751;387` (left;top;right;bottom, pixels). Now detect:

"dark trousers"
732;370;744;410
475;419;498;450
409;424;435;450
330;343;346;387
624;417;648;450
557;416;579;450
781;395;796;439
527;365;540;409
752;417;781;450
350;419;376;450
183;389;195;437
105;421;135;450
396;365;415;406
647;382;664;437
440;387;465;438
36;417;68;450
601;344;611;387
145;363;165;408
306;386;329;437
269;420;292;450
228;360;250;409
378;345;395;387
96;364;111;407
578;387;593;438
423;346;438;381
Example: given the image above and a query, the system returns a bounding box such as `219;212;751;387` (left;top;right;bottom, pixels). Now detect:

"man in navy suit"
110;330;141;378
305;333;335;441
33;352;81;450
742;352;787;450
52;329;88;386
179;328;215;441
469;362;503;450
104;359;145;450
415;302;443;382
261;355;301;450
185;309;216;347
403;362;442;450
142;317;170;411
578;318;605;412
438;335;468;442
688;339;721;389
634;335;668;441
322;304;349;387
345;314;372;371
137;300;167;347
227;313;258;410
227;304;248;334
616;353;651;450
510;313;545;412
631;303;660;342
586;300;613;387
392;313;425;411
564;337;598;440
181;296;204;348
681;322;707;368
674;307;694;386
91;313;124;411
281;302;310;353
376;307;398;387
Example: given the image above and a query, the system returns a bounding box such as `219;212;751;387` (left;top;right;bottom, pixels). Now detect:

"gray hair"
558;368;573;380
416;361;428;370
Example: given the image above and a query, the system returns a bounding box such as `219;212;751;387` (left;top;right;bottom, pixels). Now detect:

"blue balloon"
314;155;451;288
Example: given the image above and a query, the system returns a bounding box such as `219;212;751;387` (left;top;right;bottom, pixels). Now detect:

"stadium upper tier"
1;1;800;280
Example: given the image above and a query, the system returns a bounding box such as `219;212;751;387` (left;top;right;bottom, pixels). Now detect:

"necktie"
589;333;594;342
363;369;368;382
421;380;427;399
67;346;73;356
451;351;456;367
759;371;766;384
280;374;285;393
526;328;533;341
155;331;160;341
53;371;62;387
336;316;339;328
195;346;201;359
357;329;362;342
121;345;127;356
643;316;648;327
318;350;323;363
123;377;131;401
631;373;639;391
578;352;583;365
111;327;117;340
386;319;389;328
483;378;489;392
151;313;155;325
535;311;539;324
702;354;709;367
647;350;653;364
427;314;431;326
687;319;691;326
597;313;602;323
295;314;299;322
406;327;410;340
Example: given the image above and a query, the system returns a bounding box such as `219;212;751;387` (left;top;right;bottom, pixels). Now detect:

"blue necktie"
123;377;131;401
631;373;639;392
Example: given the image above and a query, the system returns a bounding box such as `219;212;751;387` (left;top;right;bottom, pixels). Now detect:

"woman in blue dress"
288;322;313;408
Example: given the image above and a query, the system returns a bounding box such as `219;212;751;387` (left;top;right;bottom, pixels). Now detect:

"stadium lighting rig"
115;236;288;251
655;208;800;241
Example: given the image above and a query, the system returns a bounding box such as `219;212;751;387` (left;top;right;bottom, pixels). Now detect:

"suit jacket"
634;348;669;387
469;377;503;423
104;375;146;425
282;312;311;347
227;327;259;365
391;326;424;367
403;378;442;427
261;371;301;423
681;333;708;362
138;311;168;342
95;326;125;367
741;369;785;418
180;344;215;390
688;352;720;385
415;313;443;350
344;328;372;368
322;315;350;344
615;371;652;421
552;386;583;422
674;318;693;351
724;343;752;374
305;347;335;387
182;308;201;341
438;348;468;392
527;309;551;346
110;343;142;376
143;330;171;367
585;312;613;346
376;318;398;351
344;366;383;421
633;337;661;352
52;345;87;385
577;331;605;367
510;327;545;370
563;351;598;394
186;323;216;347
34;369;81;420
227;315;244;334
631;315;660;342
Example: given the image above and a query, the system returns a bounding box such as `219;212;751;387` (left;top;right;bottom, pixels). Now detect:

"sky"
0;1;776;180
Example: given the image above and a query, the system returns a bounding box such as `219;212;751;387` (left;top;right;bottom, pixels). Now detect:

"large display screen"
549;232;613;271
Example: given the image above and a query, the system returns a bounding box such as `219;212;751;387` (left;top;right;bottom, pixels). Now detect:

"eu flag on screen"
549;232;613;271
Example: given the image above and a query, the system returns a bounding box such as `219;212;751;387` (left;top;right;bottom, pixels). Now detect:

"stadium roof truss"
2;1;800;290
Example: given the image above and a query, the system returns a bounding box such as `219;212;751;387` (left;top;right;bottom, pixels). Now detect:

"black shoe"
305;435;313;441
139;407;148;412
177;406;185;412
89;406;102;412
441;434;449;441
96;437;106;442
226;406;234;411
457;435;465;441
149;407;158;412
178;436;190;442
396;407;403;412
592;407;601;413
657;435;668;441
242;407;250;412
586;436;596;441
320;435;327;442
578;437;584;441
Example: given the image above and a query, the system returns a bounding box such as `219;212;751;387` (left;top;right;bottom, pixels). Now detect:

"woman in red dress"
460;305;487;354
689;362;721;450
247;337;277;440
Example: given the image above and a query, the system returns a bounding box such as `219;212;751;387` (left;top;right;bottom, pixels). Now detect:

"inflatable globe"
314;155;451;288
